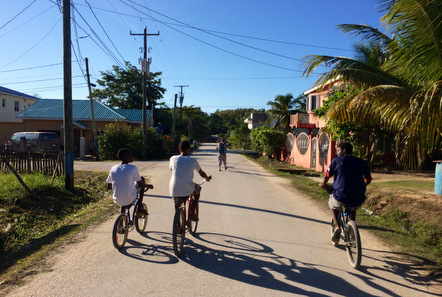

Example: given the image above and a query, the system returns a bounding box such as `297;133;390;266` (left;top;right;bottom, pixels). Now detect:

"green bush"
98;121;171;160
250;126;285;157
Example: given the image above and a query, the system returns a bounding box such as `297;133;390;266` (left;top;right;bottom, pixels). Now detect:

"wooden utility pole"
85;57;99;160
130;27;159;160
63;0;74;190
172;93;177;151
174;85;188;124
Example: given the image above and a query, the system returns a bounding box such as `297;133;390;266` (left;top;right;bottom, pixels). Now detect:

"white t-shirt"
169;155;201;197
106;163;141;206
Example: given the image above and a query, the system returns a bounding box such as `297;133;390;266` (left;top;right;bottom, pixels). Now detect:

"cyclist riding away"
106;148;154;216
169;140;212;220
319;142;372;244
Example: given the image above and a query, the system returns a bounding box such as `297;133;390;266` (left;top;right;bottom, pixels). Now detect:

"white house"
0;86;39;145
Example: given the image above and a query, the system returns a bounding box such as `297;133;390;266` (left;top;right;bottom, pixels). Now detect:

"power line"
0;17;62;70
1;75;83;85
76;3;354;53
0;0;37;30
0;62;64;73
71;4;125;68
120;0;301;73
85;1;126;62
0;4;54;38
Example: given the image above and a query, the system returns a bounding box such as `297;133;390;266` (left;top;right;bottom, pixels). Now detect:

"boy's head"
336;142;353;156
179;140;191;155
117;148;132;163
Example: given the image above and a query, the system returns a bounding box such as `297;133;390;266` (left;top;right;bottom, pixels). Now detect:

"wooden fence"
0;152;64;176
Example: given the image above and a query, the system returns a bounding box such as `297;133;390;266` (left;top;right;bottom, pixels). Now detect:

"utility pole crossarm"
130;27;159;160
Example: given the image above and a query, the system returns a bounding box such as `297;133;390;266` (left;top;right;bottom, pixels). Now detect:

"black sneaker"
331;228;341;245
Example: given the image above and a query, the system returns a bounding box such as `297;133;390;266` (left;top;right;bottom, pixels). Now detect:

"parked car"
4;132;60;153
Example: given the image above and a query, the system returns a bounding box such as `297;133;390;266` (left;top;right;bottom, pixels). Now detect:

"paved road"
5;143;440;296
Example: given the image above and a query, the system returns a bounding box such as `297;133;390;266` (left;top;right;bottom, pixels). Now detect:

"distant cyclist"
319;142;371;244
169;140;212;219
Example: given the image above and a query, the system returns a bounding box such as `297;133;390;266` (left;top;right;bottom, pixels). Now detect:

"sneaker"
135;208;148;218
331;228;341;245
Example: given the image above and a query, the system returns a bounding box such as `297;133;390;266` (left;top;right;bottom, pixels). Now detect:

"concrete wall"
286;132;336;173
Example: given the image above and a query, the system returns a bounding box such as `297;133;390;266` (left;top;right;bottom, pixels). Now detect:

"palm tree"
302;0;441;168
267;94;295;133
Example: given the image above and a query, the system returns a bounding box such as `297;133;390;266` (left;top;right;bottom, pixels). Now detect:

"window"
2;99;5;108
14;101;19;112
311;95;317;110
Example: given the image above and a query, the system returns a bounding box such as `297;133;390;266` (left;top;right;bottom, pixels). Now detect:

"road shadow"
179;232;399;296
118;230;440;296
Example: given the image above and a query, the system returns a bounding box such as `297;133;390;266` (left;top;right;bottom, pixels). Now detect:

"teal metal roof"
114;109;151;123
16;99;127;121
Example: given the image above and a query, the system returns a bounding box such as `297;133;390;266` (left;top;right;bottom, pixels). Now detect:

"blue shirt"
327;155;372;206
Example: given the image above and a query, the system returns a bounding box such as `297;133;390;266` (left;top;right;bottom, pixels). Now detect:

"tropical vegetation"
302;0;442;168
267;93;307;133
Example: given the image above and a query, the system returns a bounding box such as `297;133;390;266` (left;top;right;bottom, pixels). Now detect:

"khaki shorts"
218;153;226;165
173;183;201;208
328;194;360;211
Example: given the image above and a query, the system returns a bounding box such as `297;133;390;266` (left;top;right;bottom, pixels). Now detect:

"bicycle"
331;206;362;269
172;180;207;257
112;183;149;249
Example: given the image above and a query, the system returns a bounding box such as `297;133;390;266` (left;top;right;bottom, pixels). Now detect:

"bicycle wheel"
188;201;198;236
135;203;148;233
345;220;362;269
172;208;185;256
112;214;128;249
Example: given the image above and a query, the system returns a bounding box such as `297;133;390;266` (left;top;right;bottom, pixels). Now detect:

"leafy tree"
98;121;172;160
213;108;264;134
229;124;251;149
267;94;296;133
250;126;285;158
180;106;210;141
302;0;442;168
91;61;165;110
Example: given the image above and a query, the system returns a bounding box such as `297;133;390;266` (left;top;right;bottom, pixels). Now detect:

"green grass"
0;171;117;286
244;153;441;272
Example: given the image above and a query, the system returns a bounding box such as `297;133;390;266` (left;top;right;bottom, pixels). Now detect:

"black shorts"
173;183;201;208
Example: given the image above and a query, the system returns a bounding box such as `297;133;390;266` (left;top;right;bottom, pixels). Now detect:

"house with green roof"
0;86;39;144
12;99;151;155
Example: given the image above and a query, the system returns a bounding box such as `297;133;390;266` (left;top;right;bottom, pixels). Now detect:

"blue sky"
0;0;384;114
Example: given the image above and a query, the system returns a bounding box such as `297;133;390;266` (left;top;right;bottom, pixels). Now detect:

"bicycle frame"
172;179;206;256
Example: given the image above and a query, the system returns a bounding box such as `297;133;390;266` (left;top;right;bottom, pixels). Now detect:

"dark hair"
117;148;131;161
337;141;353;155
179;140;191;151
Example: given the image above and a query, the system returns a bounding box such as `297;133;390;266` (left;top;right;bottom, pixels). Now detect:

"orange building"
284;80;342;172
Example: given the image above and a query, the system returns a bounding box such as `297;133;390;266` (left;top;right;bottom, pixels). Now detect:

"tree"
229;124;251;149
91;61;165;110
267;94;296;133
180;106;210;141
302;0;441;168
250;126;285;158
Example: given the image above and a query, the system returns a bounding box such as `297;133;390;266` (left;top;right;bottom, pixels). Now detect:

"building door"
311;137;317;169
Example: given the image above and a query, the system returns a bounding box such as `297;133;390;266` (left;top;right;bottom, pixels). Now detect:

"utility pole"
63;0;74;190
85;57;99;161
172;93;177;151
130;27;159;160
174;85;188;124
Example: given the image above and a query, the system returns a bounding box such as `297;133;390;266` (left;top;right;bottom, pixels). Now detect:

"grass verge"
245;154;441;273
0;171;118;290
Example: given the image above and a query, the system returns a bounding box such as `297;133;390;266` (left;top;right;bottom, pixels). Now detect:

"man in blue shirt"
320;141;372;244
